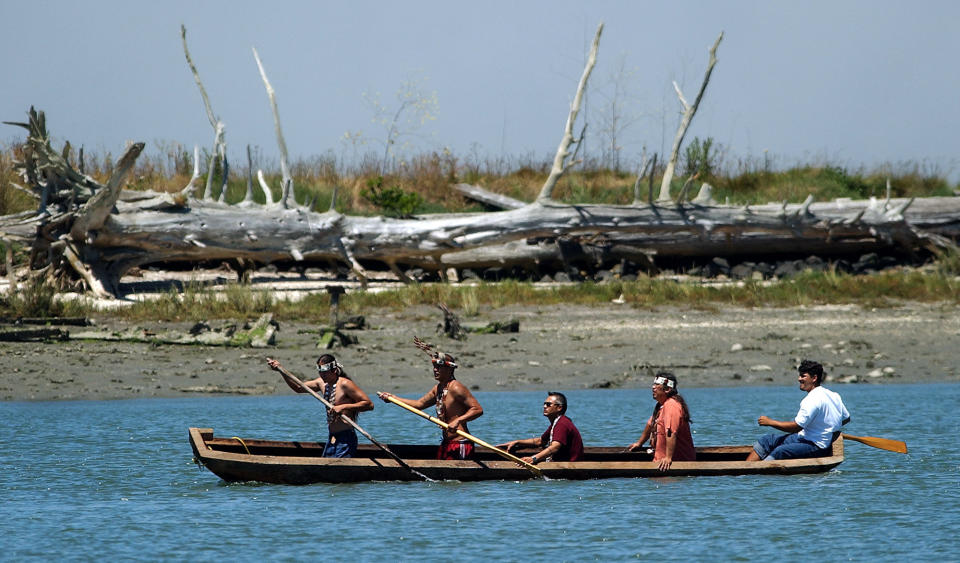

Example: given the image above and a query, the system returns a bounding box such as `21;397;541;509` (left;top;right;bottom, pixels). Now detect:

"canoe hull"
189;427;844;484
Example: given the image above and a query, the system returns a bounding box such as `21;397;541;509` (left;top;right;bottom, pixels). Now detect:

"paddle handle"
382;394;544;477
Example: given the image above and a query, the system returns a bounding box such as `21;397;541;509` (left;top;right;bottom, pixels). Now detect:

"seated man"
747;359;850;461
498;392;584;464
627;372;695;471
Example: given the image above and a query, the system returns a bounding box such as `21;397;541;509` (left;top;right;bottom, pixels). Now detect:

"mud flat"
2;302;958;401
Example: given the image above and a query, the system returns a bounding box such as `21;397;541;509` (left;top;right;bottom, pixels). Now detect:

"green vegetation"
1;139;955;216
361;176;424;218
2;269;955;322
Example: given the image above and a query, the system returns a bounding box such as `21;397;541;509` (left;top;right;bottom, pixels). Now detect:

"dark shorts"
322;428;358;458
437;439;474;460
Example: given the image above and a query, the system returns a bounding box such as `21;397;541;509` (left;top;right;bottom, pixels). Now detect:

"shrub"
361;176;423;218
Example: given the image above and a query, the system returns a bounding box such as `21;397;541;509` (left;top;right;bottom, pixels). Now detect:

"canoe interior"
194;433;752;462
190;427;844;484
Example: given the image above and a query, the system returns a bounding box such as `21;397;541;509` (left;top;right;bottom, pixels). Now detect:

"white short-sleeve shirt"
796;386;850;448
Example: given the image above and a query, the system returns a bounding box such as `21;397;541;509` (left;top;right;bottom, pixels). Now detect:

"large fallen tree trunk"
2;107;959;298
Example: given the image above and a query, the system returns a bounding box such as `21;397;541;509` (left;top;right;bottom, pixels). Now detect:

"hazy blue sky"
3;1;959;179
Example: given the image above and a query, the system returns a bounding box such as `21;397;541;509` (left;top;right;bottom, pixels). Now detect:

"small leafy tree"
683;136;719;178
361;176;423;219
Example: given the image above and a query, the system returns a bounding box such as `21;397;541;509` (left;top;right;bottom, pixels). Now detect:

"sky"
3;1;959;180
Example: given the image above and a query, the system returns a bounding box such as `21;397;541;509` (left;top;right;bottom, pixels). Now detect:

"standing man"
267;354;374;458
377;339;483;460
747;360;850;461
498;391;584;464
627;372;695;471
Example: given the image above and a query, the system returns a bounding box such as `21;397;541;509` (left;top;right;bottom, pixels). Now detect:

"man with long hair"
627;372;695;471
268;354;374;458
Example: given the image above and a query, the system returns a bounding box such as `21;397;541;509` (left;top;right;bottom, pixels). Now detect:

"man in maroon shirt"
498;392;584;463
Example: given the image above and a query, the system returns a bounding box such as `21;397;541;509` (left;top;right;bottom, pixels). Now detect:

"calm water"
2;383;958;561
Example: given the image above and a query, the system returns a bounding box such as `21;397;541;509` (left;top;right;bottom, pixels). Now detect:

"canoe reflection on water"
189;427;844;484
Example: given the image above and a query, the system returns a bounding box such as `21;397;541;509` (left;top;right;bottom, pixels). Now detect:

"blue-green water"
2;383;958;561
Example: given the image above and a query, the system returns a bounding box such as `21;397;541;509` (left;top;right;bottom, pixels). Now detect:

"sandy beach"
2;301;958;402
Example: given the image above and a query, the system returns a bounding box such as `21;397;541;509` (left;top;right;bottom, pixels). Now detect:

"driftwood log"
2;107;959;298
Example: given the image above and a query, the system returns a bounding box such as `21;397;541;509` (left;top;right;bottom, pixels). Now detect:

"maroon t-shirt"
539;415;584;461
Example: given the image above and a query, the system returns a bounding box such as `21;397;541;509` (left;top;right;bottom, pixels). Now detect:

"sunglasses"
317;363;337;373
543;401;561;407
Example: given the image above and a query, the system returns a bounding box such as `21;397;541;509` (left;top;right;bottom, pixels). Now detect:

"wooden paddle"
381;393;546;479
267;359;434;482
841;433;908;454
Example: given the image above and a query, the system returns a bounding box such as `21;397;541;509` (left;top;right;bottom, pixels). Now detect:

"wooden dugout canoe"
189;427;844;484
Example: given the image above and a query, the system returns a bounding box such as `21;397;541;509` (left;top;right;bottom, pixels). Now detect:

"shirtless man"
377;338;483;460
267;354;374;458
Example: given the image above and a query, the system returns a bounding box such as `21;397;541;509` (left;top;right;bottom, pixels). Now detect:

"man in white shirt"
747;360;850;461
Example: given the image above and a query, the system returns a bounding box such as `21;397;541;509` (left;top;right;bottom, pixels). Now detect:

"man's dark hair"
547;391;568;415
798;359;824;385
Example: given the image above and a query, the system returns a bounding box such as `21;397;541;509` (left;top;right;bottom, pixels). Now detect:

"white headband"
653;376;675;389
318;361;341;373
432;352;458;368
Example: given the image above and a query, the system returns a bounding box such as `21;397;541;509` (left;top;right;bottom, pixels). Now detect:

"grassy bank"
2;140;956;218
4;268;958;323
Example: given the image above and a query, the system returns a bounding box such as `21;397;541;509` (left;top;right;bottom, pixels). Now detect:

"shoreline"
3;302;958;402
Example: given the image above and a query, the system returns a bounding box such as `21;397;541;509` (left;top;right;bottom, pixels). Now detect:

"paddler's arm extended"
377;388;436;410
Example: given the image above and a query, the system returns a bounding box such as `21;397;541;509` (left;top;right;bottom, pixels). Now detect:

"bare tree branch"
536;22;603;203
252;47;293;208
181;25;227;201
658;32;723;201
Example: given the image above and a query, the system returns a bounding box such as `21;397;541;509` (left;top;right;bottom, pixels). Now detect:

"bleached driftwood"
536;23;602;203
454;183;525;210
3;107;960;297
659;32;723;201
181;25;228;202
252;47;294;208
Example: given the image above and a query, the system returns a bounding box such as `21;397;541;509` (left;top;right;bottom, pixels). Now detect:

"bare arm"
377;387;436;410
267;358;320;393
627;419;654;451
334;379;374;414
523;440;563;465
497;436;541;452
757;415;802;433
445;382;483;432
659;432;677;471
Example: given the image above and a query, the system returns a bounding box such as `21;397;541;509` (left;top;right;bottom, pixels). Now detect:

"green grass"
15;268;949;324
2;141;956;216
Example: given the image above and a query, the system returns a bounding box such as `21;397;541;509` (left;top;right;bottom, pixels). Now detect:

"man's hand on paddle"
266;357;282;371
376;391;395;403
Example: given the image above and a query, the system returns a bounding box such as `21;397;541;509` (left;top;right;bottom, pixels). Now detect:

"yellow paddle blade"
842;433;908;454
